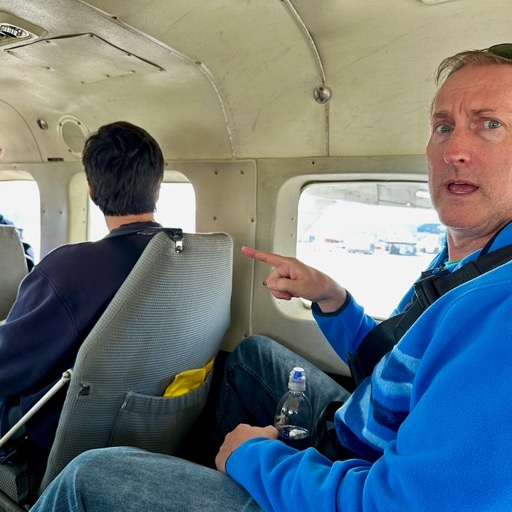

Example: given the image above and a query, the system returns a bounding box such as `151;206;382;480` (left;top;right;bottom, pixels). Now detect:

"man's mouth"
447;182;479;194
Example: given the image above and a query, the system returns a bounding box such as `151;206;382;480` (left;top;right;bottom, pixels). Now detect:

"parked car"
385;232;417;256
344;233;375;255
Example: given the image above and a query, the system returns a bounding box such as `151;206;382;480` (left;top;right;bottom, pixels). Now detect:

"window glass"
88;182;196;240
0;180;41;261
296;182;445;319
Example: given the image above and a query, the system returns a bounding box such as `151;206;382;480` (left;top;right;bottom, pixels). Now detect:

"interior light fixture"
0;23;29;40
0;14;47;47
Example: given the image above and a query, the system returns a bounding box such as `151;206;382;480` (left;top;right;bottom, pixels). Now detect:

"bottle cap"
288;367;306;392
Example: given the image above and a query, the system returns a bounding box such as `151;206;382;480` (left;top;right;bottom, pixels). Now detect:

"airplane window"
88;182;196;240
296;182;444;319
0;179;41;262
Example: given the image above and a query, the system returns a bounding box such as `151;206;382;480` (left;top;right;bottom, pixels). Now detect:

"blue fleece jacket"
226;223;512;511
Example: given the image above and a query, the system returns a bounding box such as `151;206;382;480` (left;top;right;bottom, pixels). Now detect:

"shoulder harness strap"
348;242;512;386
105;226;184;252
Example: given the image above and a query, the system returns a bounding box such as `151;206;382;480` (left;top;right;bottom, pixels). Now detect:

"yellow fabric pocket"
163;359;214;398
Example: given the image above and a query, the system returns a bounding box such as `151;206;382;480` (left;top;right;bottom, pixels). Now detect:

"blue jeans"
211;335;350;452
32;335;350;511
32;447;263;512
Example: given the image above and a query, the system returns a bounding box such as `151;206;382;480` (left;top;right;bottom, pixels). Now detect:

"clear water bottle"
274;366;312;450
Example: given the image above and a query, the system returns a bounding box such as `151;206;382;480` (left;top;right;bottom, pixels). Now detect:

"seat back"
39;230;233;492
0;226;28;320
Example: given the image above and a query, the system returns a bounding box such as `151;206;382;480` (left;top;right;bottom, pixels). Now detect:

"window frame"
0;172;41;262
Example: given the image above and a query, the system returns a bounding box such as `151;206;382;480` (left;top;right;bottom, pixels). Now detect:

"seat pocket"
109;370;213;455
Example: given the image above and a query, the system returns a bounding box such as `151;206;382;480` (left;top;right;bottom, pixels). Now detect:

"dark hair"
83;121;164;216
436;45;512;85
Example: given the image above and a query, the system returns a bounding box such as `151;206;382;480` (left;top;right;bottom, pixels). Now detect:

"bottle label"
278;425;310;451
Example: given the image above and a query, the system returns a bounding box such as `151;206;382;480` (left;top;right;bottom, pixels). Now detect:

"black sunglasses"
488;43;512;60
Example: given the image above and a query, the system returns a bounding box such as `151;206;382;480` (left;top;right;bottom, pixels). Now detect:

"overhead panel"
4;33;164;84
81;0;328;158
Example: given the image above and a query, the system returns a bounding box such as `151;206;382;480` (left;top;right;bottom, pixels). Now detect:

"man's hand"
242;246;347;313
215;424;278;474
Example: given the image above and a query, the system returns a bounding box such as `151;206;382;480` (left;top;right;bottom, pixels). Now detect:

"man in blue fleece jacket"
32;46;512;511
0;121;165;475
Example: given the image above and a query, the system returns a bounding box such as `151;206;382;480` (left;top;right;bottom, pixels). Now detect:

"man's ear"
88;186;93;200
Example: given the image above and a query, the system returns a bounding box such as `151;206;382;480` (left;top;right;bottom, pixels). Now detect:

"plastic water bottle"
274;366;312;450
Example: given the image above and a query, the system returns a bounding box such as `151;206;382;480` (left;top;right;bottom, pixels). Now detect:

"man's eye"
483;119;501;129
435;124;452;134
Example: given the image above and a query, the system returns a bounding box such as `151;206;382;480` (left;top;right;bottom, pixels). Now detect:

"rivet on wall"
37;118;49;130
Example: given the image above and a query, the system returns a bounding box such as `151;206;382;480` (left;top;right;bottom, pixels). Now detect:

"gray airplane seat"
0;229;233;510
0;226;28;321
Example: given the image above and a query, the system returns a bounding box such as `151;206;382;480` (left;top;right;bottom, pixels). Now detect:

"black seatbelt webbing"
348;243;512;386
105;226;183;241
104;226;184;252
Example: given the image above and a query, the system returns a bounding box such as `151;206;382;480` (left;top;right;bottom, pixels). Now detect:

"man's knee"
228;335;278;366
60;448;114;479
56;447;139;488
34;448;151;511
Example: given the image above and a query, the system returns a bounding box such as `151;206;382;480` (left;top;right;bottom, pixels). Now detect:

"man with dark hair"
32;44;512;511
0;121;165;474
84;121;163;217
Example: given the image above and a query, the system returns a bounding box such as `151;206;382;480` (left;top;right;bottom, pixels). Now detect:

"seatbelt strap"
347;242;512;386
105;226;184;252
396;243;512;338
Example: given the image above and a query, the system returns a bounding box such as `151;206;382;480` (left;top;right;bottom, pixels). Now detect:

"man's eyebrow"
430;108;498;120
431;110;449;120
471;108;499;116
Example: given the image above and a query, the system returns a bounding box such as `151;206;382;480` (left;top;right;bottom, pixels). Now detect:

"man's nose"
443;129;470;165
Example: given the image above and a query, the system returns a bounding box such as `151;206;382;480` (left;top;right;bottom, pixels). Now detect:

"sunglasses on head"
488;43;512;59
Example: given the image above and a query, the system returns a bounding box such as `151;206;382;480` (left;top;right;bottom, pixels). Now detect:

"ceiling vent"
0;13;47;48
58;116;90;157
